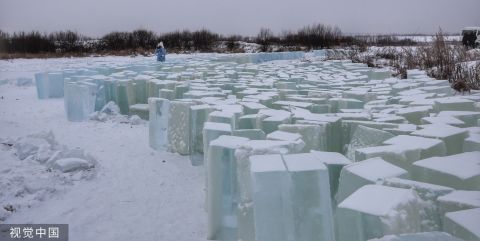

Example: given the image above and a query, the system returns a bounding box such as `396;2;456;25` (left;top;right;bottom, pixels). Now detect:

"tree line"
0;24;419;55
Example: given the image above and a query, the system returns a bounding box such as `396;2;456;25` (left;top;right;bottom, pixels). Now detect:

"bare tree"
257;27;274;52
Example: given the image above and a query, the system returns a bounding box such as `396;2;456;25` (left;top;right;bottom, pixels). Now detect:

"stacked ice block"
35;72;64;99
30;51;480;241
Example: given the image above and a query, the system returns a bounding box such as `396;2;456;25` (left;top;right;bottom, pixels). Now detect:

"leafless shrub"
452;62;480;90
257;28;275;52
346;30;480;89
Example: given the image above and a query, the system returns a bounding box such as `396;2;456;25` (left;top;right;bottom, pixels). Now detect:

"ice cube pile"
33;52;480;241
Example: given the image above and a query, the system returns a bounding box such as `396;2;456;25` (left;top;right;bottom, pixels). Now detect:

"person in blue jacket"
155;42;166;62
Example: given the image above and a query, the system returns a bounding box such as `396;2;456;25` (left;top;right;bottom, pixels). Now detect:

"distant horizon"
1;0;479;38
0;27;465;39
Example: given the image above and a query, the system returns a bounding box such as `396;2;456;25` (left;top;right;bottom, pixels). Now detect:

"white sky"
1;0;479;37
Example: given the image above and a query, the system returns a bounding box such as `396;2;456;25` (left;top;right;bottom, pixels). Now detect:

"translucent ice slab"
284;153;335;241
345;125;394;161
411;124;468;155
207;135;249;240
438;190;480;216
148;98;170;151
64;81;97;122
367;232;464;241
336;158;408;203
412;152;480;190
444;208;480;241
336;185;427;241
250;154;294;241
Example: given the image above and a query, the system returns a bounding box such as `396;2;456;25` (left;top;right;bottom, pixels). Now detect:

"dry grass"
330;31;480;90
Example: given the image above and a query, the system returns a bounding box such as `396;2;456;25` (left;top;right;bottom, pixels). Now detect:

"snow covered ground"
0;56;207;241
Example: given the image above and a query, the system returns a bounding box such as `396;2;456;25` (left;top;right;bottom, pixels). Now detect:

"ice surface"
34;72;64;99
412;152;480;190
129;103;149;120
367;232;464;241
168;100;196;154
206;135;249;240
421;116;466;128
203;122;232;167
464;132;480;152
336;185;426;241
437;111;480;127
382;177;454;230
438;190;480;215
239;114;267;129
261;115;291;134
278;124;323;152
340;120;397;148
328;98;364;113
336;158;408;203
396;106;432;125
444;208;480;241
190;105;215;166
282;153;335;241
250;154;294;241
209;111;237;130
12;53;480;240
355;133;449;171
434;98;476;112
232;129;266;140
346;125;395;161
266;130;302;142
116;79;136;115
383;135;447;161
382;177;453;202
46;72;64;98
355;145;422;171
240;101;267;114
411;124;468;155
298;116;342;152
310;150;352;199
148;98;170;150
235;140;302;241
64;81;97;121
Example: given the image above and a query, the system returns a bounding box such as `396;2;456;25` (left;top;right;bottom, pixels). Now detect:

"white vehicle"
462;27;480;48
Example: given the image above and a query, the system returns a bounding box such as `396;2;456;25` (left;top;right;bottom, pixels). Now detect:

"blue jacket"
155;47;166;62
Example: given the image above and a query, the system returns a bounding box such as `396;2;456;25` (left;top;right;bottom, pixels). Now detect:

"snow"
367;232;464;241
444;208;480;239
52;158;93;173
309;150;352;165
348;158;407;182
412;124;467;139
0;79;206;241
438;190;480;209
283;153;327;171
250;154;286;172
383;135;442;148
383;177;453;197
338;184;417;217
413;152;480;180
421;116;465;127
336;157;408;203
266;130;302;141
209;135;248;149
203;122;231;132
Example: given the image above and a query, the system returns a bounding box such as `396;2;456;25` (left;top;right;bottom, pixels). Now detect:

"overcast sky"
1;0;479;37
